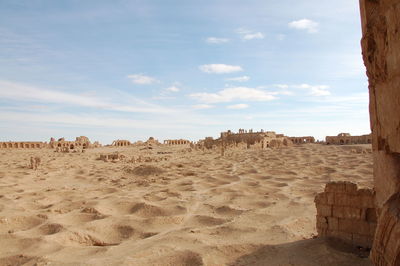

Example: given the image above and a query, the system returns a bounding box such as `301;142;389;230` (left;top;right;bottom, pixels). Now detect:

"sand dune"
0;144;372;265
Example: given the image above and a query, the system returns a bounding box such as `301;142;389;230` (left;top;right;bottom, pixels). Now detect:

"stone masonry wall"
359;0;400;264
315;181;376;248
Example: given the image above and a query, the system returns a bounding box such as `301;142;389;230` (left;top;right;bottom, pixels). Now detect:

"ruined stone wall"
164;139;191;145
315;181;376;248
289;136;315;144
0;142;47;149
111;140;131;147
359;0;400;264
325;134;372;145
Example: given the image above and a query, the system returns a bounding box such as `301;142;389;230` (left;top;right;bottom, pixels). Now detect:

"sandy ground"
0;144;373;266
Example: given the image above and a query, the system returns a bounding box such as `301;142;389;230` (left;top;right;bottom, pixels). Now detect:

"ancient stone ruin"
50;136;99;150
29;156;41;170
315;181;376;248
99;153;126;162
145;137;161;146
111;140;131;147
326;133;372;145
0;136;100;150
314;0;400;264
0;141;47;149
359;0;400;263
198;129;294;150
288;136;315;144
163;139;191;145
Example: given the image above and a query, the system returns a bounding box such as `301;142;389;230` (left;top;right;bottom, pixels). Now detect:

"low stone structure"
325;133;372;145
289;136;315;144
0;136;100;150
0;141;46;149
111;140;131;147
99;153;126;162
315;181;376;248
29;156;41;170
198;129;293;151
164;139;191;145
50;136;98;149
145;137;161;146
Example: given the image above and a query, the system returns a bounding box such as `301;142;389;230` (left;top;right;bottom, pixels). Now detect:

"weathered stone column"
360;0;400;264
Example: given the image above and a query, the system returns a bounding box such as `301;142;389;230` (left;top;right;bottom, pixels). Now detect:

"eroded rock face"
359;0;400;264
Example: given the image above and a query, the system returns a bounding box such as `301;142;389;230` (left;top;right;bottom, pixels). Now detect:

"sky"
0;0;370;144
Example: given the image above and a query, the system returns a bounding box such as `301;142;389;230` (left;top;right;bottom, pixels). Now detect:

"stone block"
317;204;332;217
314;192;327;204
317;215;328;229
325;182;346;193
345;182;358;193
334;194;359;206
327;217;339;231
338;218;358;234
369;222;377;236
333;206;361;219
359;195;375;208
354;220;371;236
317;227;327;237
326;192;335;205
365;208;377;222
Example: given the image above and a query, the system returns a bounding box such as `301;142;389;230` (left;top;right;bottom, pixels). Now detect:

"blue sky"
0;0;369;144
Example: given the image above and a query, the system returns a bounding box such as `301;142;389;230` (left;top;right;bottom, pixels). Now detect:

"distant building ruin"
111;140;131;147
163;139;191;145
0;141;47;149
0;136;100;150
198;129;295;150
326;133;372;145
49;136;98;150
289;136;315;144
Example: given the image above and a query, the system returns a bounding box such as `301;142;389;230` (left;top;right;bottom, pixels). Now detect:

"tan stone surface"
360;0;400;263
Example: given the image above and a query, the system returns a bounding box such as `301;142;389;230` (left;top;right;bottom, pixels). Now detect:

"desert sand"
0;144;373;265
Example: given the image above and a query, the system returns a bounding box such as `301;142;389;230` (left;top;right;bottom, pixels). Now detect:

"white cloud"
227;103;249;109
192;104;214;109
309;87;331;96
165;86;180;92
199;64;243;74
206;37;230;44
288;19;319;33
189;87;276;103
0;80;172;113
270;83;330;96
274;84;289;89
293;84;331;96
237;28;265;40
226;76;250;82
127;74;159;85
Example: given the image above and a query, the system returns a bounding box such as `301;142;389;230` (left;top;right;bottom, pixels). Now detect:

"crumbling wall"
359;0;400;264
0;142;47;149
315;181;376;248
289;136;315;144
325;133;372;145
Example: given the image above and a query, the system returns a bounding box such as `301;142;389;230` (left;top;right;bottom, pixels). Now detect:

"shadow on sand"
229;237;372;266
